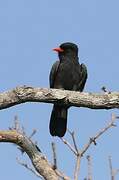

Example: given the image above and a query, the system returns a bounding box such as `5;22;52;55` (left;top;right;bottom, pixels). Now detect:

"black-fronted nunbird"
49;42;87;137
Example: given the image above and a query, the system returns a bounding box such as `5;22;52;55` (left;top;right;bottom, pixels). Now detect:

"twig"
87;155;92;180
101;86;111;94
55;169;71;180
67;129;79;154
9;115;20;131
109;156;114;180
51;143;71;180
67;130;81;180
61;131;81;180
29;129;37;139
51;142;57;169
81;114;118;156
60;137;77;156
74;155;81;180
108;156;119;180
21;126;26;136
61;114;118;180
16;158;43;178
14;115;20;130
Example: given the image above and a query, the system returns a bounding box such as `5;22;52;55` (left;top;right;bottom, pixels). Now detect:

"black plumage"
49;42;87;137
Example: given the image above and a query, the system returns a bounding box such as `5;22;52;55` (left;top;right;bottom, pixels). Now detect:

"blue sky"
0;0;119;179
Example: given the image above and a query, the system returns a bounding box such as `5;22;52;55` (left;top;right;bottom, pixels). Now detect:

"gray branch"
0;86;119;110
0;130;58;180
0;117;70;180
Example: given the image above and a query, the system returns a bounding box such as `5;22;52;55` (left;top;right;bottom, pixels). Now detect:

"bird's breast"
54;61;81;90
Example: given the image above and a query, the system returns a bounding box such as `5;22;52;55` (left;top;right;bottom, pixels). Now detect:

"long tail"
49;105;68;137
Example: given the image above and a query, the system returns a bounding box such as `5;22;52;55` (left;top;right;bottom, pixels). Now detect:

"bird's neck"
59;54;79;62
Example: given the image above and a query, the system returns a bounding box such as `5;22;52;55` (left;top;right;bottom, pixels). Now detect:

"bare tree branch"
109;156;119;180
0;129;58;180
61;114;119;180
51;142;57;169
0;87;119;179
81;114;118;156
101;86;111;94
86;155;92;180
67;130;79;154
54;169;71;180
74;155;81;180
60;137;78;156
109;156;114;180
16;158;43;179
0;86;119;110
66;130;81;180
29;129;37;139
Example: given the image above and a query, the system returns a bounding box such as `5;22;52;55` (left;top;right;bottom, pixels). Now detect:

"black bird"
49;42;87;137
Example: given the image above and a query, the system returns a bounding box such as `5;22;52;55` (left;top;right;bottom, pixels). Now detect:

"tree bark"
0;86;119;179
0;130;58;180
0;86;119;110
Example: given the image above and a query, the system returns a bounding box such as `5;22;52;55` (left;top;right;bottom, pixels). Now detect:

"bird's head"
53;42;78;60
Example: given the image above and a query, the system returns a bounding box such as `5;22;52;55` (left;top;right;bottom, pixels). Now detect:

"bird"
49;42;87;137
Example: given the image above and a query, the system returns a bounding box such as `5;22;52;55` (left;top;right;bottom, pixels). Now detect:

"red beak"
53;47;64;52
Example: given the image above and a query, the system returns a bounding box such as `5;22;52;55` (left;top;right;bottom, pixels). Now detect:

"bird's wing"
49;61;60;88
78;63;88;92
